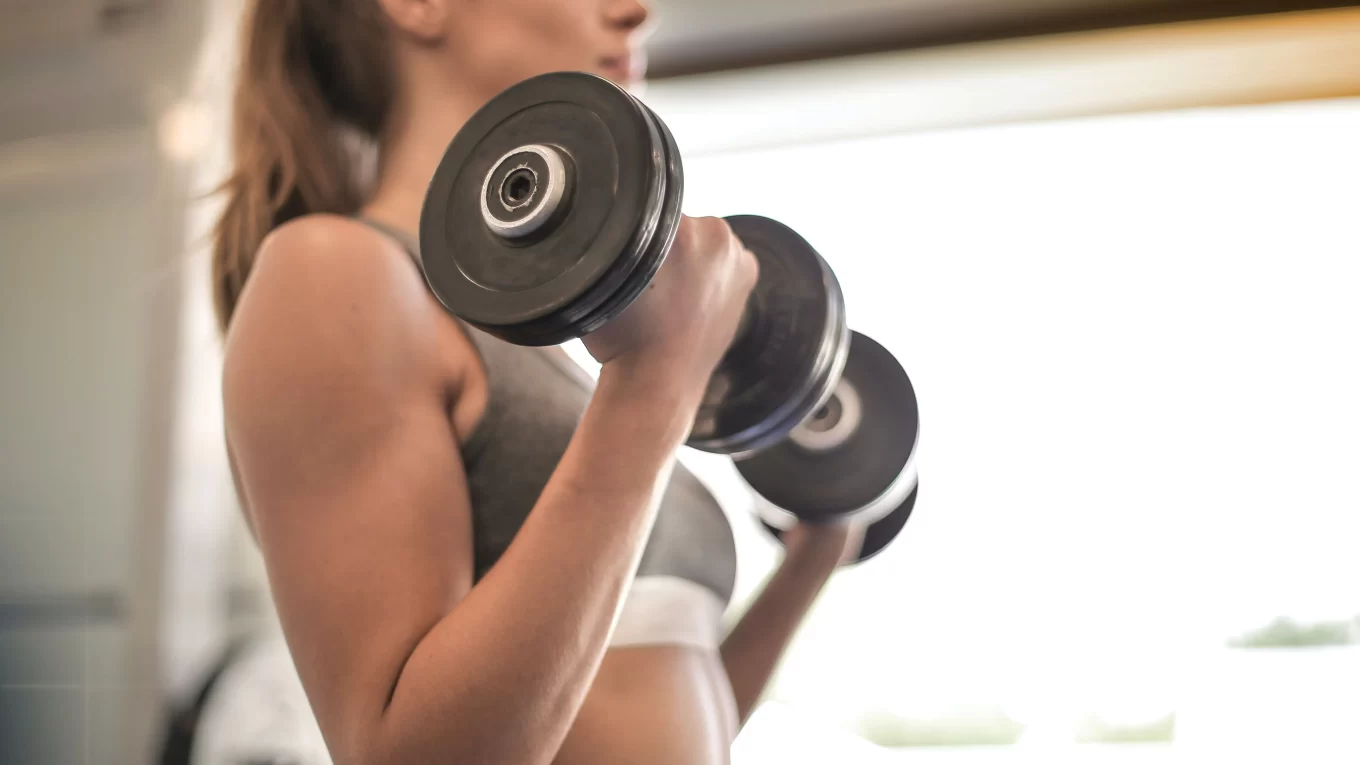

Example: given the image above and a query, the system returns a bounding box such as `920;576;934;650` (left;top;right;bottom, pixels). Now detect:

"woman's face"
446;0;653;95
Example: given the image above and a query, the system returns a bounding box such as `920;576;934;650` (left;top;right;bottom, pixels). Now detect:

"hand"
781;519;867;571
583;216;758;392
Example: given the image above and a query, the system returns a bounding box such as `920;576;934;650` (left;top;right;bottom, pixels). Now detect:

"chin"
596;72;643;97
596;56;647;92
598;67;635;87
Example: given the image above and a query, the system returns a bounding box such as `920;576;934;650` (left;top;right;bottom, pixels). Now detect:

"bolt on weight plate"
419;71;680;346
737;330;920;524
687;216;850;456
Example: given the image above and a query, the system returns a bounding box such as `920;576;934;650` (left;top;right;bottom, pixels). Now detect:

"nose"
606;0;650;34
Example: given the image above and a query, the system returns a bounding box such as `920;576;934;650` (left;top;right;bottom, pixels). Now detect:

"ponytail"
211;0;394;333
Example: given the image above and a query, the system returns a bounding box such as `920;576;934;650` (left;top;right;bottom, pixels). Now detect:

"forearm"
720;549;840;727
370;367;701;765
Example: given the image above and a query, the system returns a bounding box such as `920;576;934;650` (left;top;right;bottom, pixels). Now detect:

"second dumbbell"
744;330;922;564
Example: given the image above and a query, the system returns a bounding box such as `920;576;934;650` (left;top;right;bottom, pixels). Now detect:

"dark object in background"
156;640;248;765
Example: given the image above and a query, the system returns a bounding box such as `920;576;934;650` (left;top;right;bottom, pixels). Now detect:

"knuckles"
675;216;756;288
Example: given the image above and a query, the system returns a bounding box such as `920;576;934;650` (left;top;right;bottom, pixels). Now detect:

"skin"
223;1;863;764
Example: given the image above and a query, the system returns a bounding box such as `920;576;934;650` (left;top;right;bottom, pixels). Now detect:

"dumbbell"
419;71;849;455
743;330;921;564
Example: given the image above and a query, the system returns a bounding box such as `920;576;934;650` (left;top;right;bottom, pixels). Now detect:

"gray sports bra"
358;218;738;608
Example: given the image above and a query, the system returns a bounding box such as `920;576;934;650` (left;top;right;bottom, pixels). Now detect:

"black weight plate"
736;330;919;521
761;481;918;565
419;72;670;346
571;98;684;337
688;216;850;455
857;481;917;562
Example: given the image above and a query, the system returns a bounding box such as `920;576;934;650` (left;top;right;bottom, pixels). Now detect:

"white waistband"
610;576;727;650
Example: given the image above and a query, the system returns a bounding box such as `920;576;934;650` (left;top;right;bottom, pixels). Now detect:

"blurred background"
3;0;1359;763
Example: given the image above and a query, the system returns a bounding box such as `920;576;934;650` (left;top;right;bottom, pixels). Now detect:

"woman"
212;1;859;763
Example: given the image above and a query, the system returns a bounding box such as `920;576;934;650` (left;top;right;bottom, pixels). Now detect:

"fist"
781;519;867;569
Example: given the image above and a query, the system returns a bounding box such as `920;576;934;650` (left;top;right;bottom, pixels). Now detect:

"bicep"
222;219;476;741
241;394;473;734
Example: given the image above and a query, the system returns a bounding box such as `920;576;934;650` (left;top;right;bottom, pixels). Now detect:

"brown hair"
211;0;396;333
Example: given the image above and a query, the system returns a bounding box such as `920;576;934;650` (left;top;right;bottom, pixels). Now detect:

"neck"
364;82;487;237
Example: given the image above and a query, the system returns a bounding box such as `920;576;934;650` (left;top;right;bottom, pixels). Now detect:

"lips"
600;53;642;82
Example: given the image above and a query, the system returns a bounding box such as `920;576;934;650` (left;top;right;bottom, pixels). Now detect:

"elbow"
330;727;387;765
334;720;520;765
334;724;418;762
330;716;412;765
335;726;434;765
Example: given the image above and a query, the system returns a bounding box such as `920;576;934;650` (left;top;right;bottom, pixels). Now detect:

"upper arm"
221;215;476;748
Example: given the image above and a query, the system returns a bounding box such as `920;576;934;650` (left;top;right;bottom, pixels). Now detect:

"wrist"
593;359;704;441
779;523;856;575
752;544;837;612
780;541;843;578
598;357;706;412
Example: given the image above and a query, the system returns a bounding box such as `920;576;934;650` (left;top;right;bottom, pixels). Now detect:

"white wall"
662;96;1360;759
0;2;209;763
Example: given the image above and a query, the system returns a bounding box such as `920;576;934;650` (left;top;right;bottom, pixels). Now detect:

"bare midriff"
555;645;738;765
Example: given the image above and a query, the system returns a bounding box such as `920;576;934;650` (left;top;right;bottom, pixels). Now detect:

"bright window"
638;98;1360;762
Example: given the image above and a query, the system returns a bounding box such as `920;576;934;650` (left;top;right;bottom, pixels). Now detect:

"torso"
432;283;740;765
443;311;738;603
454;340;740;765
217;218;741;765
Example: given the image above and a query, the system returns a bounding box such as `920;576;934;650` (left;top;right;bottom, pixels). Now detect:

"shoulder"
260;213;399;254
251;214;420;306
222;214;457;418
